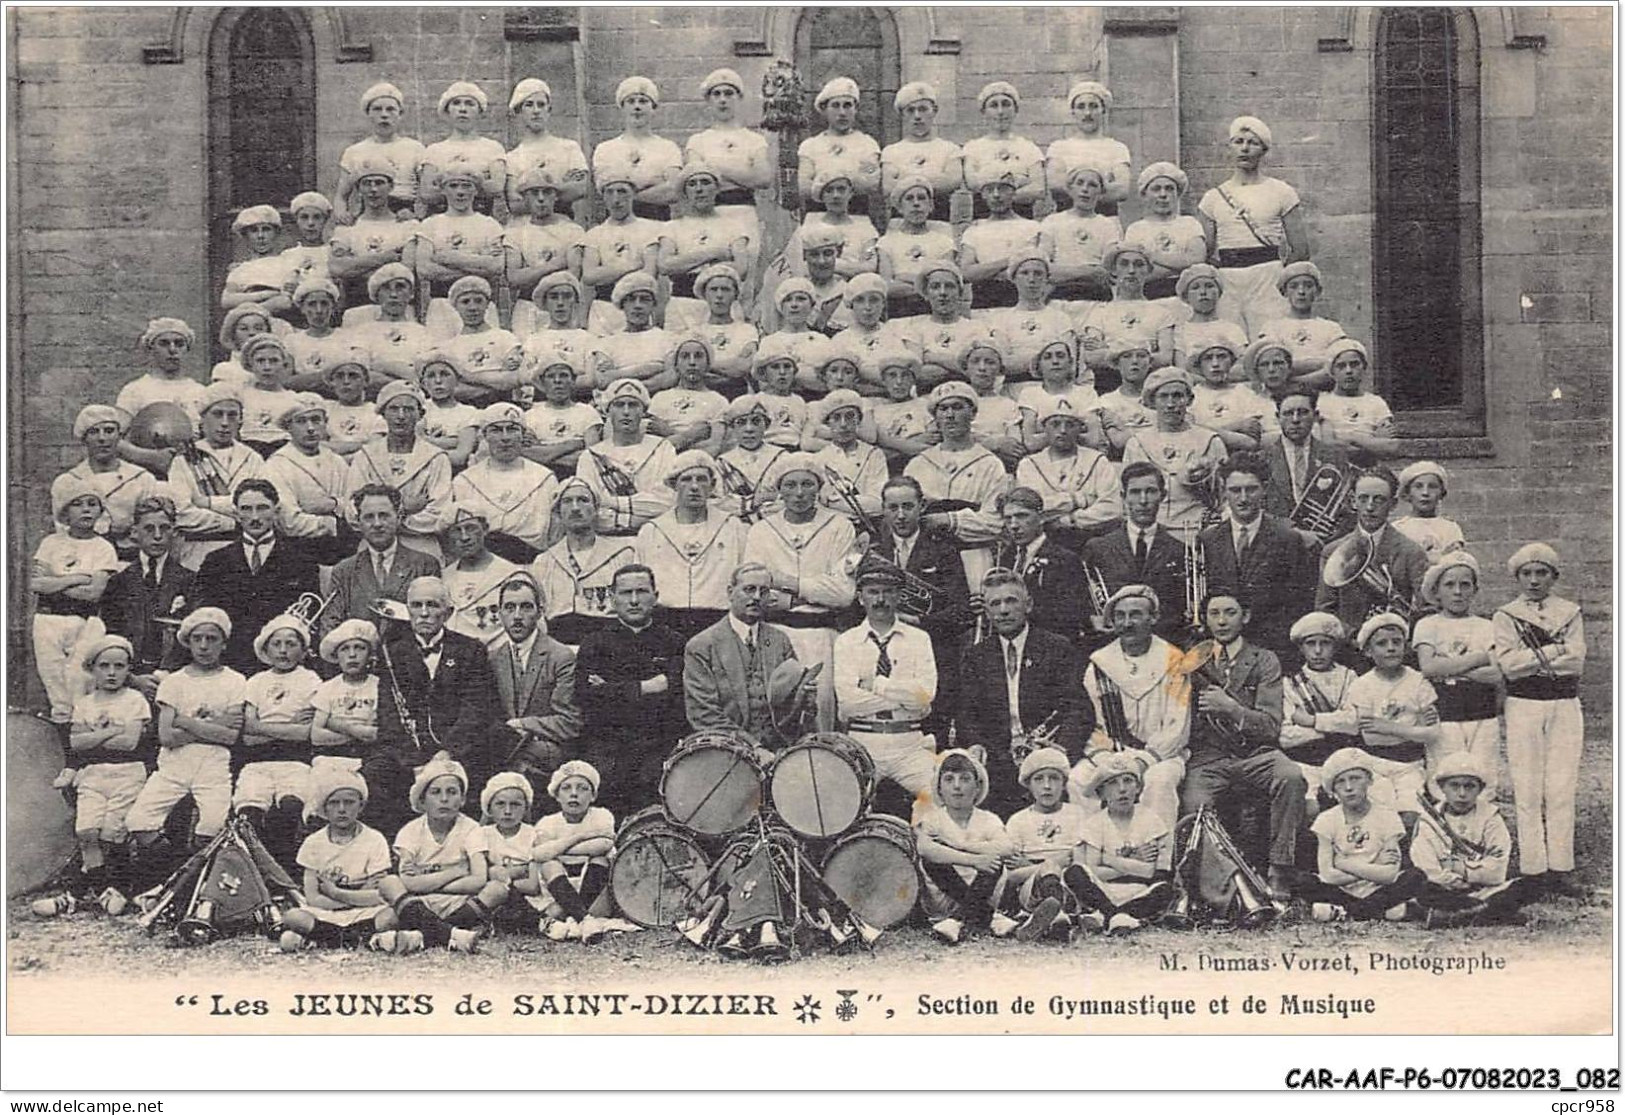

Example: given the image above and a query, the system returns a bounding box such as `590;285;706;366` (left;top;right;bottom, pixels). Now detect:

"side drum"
659;730;764;836
767;732;875;839
7;711;78;897
819;814;920;930
609;806;712;929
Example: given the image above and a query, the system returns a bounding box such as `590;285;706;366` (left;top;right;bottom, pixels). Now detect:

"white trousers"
1504;697;1583;875
126;742;233;839
1429;718;1502;799
32;614;105;721
1217;260;1288;338
848;728;938;806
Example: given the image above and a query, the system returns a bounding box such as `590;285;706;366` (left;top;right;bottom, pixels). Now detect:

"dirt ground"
6;733;1615;983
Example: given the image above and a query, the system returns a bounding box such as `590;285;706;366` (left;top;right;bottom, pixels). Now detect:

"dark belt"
632;200;671;221
848;719;924;735
74;753;150;770
1216;247;1281;268
1143;275;1179;300
715;189;755;207
1435;680;1499;722
1506;676;1579;702
35;593;99;618
668;273;697;299
775;610;840;631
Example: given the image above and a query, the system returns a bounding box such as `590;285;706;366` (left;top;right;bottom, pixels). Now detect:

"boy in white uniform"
1391;460;1466;561
1493;543;1586;894
522;354;604;474
1413;552;1500;792
1254;261;1347;381
809;390;888;523
1170;264;1249;370
1410;752;1528;927
345;381;456;560
453;402;561;560
336;82;425;218
996;748;1089;941
578;378;679;535
54;404;160;548
477;771;545;932
310;619;380;776
916;748;1015;944
31;481;119;721
1064;751;1177;934
798;77;882;212
1278;612;1390;811
279;768;397;951
533;760;619;941
506;169;589;338
1301;747;1423;921
504;79;591;217
237;614;322;867
1016;396;1122;543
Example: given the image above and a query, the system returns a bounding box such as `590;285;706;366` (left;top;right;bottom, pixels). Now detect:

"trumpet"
1084;560;1112;634
286;590;337;631
1290;464;1354;542
586;450;639;497
1182;537;1208;635
822;466;882;537
1321;532;1415;621
1093;669;1144;752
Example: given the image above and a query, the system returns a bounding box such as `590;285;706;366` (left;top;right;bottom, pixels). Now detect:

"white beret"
1065;161;1109;187
1507;542;1561;578
366;262;415;300
775;452;823;483
304;767;369;821
548;759;601;799
1397;460;1449;497
977;81;1020;110
232;205;281;232
1229;115;1273;148
888;174;936;210
616;76;660;107
894;81;938;111
531;271;585;304
1035;395;1084;425
447;274;493;302
1101;240;1152;274
678;160;721;190
141;317;195;348
1004;247;1051;281
664;449;719;488
360;82;404;113
1140;367;1194;406
1137;161;1188;194
196;381;244;416
816;388;865;423
275;393;328;429
1079;751;1144;798
1421;551;1481;607
699;68;744;97
51;475;102;520
555;476;599;504
1185;337;1243;372
437;158;483;186
1324;337;1369;368
73;404;130;440
1433;751;1490;787
913;260;964;297
478;402;526;429
292;275;340;304
253;613;311;666
178;606;232;642
437;81;489;114
926;380;978;414
602;377;651;408
815;77;860;109
773;276;818;309
515;165;561;194
1068;81;1113;110
289;191;332;215
509;78;552;112
694;262;742;296
82;634;135;671
1105;583;1160;616
352;153;397;182
842;272;888;303
414;349;464;382
1176;264;1224;299
611;270;658;305
1320;747;1376;793
724;394;772;423
1356;612;1411;651
409;751;468;813
1276;260;1324;292
240;333;292;368
934;748;989;806
1017;746;1070;787
480;771;534;819
1289;611;1345;644
374;380;426;413
799;224;845;252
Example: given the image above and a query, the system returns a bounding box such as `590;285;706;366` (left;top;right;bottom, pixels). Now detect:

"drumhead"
609;813;711;929
769;744;868;839
661;745;762;835
7;711;77;897
821;818;920;929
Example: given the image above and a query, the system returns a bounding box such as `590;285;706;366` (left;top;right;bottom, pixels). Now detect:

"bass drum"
819;814;920;930
7;711;78;897
767;732;875;840
609;806;712;929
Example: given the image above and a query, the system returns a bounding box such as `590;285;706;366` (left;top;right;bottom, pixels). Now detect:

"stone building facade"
6;6;1613;714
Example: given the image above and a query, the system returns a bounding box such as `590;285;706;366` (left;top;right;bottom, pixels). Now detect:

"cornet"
1083;561;1112;634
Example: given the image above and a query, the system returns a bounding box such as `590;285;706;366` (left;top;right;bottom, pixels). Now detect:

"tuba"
1290;464;1354;542
1321;532;1415;621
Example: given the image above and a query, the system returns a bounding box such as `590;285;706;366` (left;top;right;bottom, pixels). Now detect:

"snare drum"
609;806;713;929
768;732;876;839
819;814;920;929
660;730;765;835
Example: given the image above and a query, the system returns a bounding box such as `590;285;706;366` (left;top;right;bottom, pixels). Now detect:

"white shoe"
931;917;963;945
31;894;77;918
1383;903;1409;922
367;931;397;953
543;917;570;942
448;927;483;953
578;916;606;945
989;912;1020;939
394;929;426;955
1310;903;1346;923
97;888;129;917
600;917;640;934
278;930;306;954
563;918;583;942
1077;910;1107;934
1107;912;1143;935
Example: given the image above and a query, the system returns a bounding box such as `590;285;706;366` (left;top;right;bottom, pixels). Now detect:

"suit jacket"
872;524;974;639
956;626;1094;817
100;555;194;674
684;617;797;741
320;543;443;644
1198;514;1317;657
194;536;321;672
1082;525;1190;645
377;628;498;782
1314;524;1431;637
993;535;1086;641
489;634;582;773
1263;435;1354;531
576;620;689;809
1185;638;1284;759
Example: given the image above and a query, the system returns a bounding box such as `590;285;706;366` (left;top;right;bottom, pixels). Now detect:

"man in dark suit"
1315;467;1430;654
372;575;499;835
576;563;688;817
319;483;442;648
872;476;974;736
1264;387;1356;534
100;494;194;696
684;562;804;745
1199;452;1318;666
991;486;1085;642
955;570;1092;817
1178;591;1303;900
193;478;320;673
1082;461;1190;651
488;572;582;812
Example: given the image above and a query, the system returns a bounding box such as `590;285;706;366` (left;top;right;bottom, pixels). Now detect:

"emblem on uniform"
697;233;710;246
1122;313;1140;329
387;329;404;344
540;249;554;263
450;234;465;249
713;333;729;349
629;152;643;167
722;139;736;152
62;556;78;571
997;150;1012;163
309;354;324;370
1212;402;1227;417
907;245;923;261
1296;329;1312;344
389;457;406;477
830;142;845;157
1346;826;1369;850
267;686;285;705
614;243;629;256
1156;233;1174;252
469;349;488;366
1023;320;1039;333
937;332;953;349
912;154;926;168
366;237;383;252
1161;445;1178;461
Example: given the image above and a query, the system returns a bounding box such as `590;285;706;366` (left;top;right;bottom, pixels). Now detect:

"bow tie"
417;638;444;657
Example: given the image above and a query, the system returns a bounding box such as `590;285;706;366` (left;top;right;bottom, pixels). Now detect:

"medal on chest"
388;454;408;478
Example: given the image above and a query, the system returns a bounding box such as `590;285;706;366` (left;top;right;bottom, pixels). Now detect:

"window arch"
207;7;316;349
795;7;901;148
1372;7;1483;432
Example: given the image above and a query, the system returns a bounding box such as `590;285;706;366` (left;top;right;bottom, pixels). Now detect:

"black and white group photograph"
2;0;1615;1079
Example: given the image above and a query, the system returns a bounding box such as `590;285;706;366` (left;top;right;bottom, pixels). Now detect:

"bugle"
1010;709;1062;766
822;466;882;538
1171;805;1284;929
1092;669;1142;752
715;456;762;523
1182;537;1208;635
1083;561;1112;634
1501;611;1570;679
1290;464;1354;542
586;450;639;497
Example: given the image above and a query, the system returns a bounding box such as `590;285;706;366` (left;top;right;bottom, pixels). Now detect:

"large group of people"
26;69;1586;954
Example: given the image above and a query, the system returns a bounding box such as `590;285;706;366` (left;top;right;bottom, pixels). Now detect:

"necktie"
1005;640;1019;681
895;538;907;568
248;541;264;574
374;551;388;585
1133;531;1148;569
144;558;160;596
870;631;894;678
745;631;760;674
1013;544;1028;573
1293;445;1309;500
1236;527;1251;566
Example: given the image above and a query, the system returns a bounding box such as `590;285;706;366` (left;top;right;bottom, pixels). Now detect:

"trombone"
1290;464;1354;542
1320;532;1415;622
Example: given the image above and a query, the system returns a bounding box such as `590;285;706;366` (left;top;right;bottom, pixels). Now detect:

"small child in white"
375;752;507;954
1410;752;1528;928
309;619;380;776
1390;460;1466;562
1314;338;1401;464
1413;552;1500;793
31;481;119;723
995;748;1089;942
1062;751;1177;934
279;768;397;951
1329;612;1441;827
1300;747;1423;922
32;635;152;918
477;771;545;932
915;747;1017;944
237;614;322;867
533;760;618;942
1278;612;1394;813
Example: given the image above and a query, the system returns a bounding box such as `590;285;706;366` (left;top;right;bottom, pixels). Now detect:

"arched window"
795;7;901;147
1372;8;1483;432
207;7;316;347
